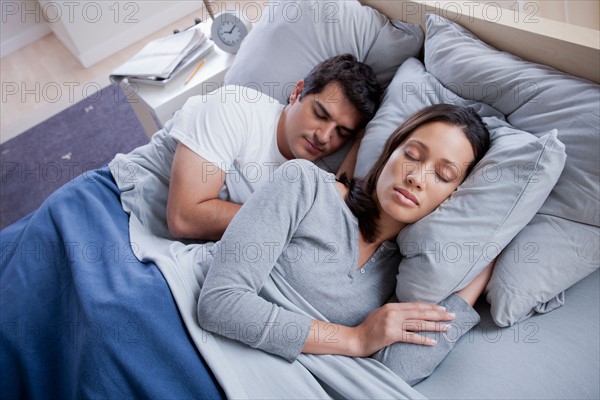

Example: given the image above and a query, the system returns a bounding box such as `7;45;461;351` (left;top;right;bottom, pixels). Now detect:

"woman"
198;104;492;385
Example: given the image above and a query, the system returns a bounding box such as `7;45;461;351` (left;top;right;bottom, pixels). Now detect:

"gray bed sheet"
414;269;600;399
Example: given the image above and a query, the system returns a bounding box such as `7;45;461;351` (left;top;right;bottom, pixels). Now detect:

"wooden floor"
0;11;202;144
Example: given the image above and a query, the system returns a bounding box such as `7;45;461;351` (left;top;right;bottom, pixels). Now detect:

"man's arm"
336;130;364;180
167;143;241;241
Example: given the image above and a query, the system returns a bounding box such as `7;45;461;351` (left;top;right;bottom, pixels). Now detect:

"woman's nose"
406;169;424;189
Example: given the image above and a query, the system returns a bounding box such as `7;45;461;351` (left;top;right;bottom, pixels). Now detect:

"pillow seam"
490;134;551;236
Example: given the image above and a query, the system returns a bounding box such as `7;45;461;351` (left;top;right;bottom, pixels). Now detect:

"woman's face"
376;121;475;224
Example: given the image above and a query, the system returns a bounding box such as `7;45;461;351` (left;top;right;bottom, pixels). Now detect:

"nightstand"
122;20;236;138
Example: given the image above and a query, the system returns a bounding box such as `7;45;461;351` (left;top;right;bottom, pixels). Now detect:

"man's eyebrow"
315;101;358;135
408;139;455;164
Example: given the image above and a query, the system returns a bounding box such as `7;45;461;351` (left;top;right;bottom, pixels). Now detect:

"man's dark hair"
299;54;382;130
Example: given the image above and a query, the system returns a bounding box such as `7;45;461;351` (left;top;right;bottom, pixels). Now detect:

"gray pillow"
355;58;566;306
225;0;423;103
487;215;599;325
424;13;600;326
224;0;424;172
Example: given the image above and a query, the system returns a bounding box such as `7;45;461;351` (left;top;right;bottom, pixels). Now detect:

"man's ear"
289;80;305;104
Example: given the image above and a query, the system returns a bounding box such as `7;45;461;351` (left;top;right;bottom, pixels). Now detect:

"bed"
1;1;598;399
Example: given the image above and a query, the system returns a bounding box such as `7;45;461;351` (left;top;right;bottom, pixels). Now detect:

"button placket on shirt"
358;244;395;276
360;252;381;274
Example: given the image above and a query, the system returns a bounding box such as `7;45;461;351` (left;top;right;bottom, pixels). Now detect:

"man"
166;54;381;241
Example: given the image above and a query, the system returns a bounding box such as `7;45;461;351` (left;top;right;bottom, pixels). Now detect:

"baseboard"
0;24;52;58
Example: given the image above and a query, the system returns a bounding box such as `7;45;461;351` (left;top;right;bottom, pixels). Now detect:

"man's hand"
336;129;364;180
167;143;241;241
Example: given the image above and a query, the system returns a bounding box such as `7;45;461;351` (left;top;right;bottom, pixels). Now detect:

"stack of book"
110;26;213;86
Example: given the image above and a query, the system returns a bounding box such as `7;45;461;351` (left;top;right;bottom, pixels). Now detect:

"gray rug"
0;84;150;229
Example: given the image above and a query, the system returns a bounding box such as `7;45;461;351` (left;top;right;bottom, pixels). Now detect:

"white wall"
39;0;204;67
480;0;599;30
1;1;205;65
1;0;52;57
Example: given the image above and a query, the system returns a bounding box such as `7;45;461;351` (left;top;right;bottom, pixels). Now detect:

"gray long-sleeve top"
197;159;480;381
198;159;401;361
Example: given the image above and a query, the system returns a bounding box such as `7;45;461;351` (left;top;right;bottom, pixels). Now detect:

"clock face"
211;12;251;54
218;21;242;46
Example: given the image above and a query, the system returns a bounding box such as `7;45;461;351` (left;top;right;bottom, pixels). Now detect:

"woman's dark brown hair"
344;104;490;242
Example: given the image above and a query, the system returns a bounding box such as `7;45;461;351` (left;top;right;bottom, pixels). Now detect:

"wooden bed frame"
360;0;600;84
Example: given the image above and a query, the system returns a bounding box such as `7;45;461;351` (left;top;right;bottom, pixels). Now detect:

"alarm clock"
210;12;252;54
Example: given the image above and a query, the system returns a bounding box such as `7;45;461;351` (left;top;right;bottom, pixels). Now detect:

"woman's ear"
289;80;305;104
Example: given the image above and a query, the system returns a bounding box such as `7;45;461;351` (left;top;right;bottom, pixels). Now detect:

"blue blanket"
0;164;424;399
0;168;224;399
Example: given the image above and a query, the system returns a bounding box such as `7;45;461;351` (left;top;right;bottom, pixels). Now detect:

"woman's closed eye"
405;150;454;183
437;164;460;183
404;150;419;161
435;172;451;183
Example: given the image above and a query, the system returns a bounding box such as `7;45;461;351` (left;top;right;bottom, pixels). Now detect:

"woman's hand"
352;302;455;357
302;303;454;358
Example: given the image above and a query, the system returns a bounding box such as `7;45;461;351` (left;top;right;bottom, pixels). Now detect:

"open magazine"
110;26;213;86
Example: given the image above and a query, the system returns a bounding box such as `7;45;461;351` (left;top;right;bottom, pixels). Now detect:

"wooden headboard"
359;0;600;83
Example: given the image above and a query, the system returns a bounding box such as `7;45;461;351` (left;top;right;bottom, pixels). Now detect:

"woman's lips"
394;187;419;206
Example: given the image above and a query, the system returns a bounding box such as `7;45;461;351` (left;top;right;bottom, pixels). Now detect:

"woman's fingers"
400;302;447;312
399;331;439;346
394;322;452;346
401;320;452;332
356;302;457;355
397;307;455;322
387;302;452;318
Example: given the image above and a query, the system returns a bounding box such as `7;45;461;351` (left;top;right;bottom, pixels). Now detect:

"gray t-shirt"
198;159;402;361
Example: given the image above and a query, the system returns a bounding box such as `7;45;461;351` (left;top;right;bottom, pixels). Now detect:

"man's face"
277;80;363;161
